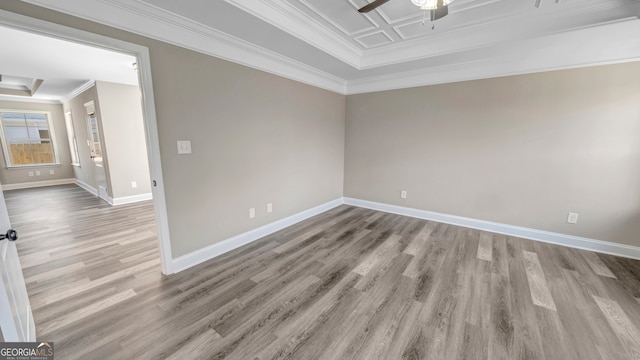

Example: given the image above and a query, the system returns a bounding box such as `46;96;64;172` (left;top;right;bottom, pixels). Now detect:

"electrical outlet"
267;203;273;213
249;208;255;219
401;190;407;199
567;212;579;224
177;140;192;154
49;169;55;175
28;171;34;177
131;181;137;188
35;170;41;176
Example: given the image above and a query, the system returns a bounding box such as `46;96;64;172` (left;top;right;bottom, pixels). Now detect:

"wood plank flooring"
6;185;640;359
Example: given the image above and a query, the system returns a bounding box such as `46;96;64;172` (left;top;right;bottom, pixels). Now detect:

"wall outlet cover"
567;212;579;224
49;169;55;175
177;140;192;154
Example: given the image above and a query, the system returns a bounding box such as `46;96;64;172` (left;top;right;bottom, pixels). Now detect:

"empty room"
0;0;639;359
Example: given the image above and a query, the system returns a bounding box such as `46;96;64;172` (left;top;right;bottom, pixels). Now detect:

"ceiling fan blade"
358;0;391;13
430;4;449;20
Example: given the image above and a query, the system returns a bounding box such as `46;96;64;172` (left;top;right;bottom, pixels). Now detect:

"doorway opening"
0;9;174;342
0;9;172;273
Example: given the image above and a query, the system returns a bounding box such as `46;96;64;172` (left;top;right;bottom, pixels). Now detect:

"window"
84;101;103;165
64;111;80;166
0;110;58;167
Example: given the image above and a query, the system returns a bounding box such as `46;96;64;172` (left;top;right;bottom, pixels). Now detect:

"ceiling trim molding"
30;79;44;95
361;13;640;69
348;56;640;95
59;80;96;104
225;0;363;67
13;1;640;96
224;0;640;70
19;0;347;94
348;18;640;94
299;0;378;37
0;94;60;104
354;30;394;49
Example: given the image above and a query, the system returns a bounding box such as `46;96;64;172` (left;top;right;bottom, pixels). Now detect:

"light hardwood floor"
7;185;640;359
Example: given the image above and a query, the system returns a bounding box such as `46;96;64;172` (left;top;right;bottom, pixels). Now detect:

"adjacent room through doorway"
0;20;169;347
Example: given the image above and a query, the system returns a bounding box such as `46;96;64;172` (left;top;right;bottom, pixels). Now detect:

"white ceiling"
0;24;138;103
14;0;640;94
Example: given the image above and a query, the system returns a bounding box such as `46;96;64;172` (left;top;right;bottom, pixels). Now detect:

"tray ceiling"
15;0;640;94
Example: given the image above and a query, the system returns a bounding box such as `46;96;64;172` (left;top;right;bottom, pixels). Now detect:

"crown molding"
19;0;347;94
348;17;640;94
0;94;60;104
58;80;95;104
225;0;363;68
14;1;640;96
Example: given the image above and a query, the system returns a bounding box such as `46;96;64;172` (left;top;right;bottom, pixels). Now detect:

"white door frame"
0;10;175;274
83;100;109;202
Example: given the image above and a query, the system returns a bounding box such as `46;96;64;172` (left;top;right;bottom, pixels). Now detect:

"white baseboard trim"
74;179;98;196
171;198;344;273
110;193;153;206
1;178;75;191
344;197;640;261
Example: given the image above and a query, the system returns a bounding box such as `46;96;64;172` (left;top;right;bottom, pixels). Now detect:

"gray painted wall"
152;51;346;257
2;1;636;258
63;82;152;201
345;62;640;247
95;81;151;199
0;100;74;185
1;1;346;258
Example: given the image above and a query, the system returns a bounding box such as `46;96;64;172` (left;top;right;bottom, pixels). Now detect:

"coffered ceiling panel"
355;31;394;48
296;0;377;36
375;0;425;24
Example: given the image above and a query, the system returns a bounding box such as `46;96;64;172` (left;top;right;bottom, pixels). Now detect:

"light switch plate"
177;140;192;154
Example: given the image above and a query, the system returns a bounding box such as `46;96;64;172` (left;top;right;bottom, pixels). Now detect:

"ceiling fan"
358;0;452;21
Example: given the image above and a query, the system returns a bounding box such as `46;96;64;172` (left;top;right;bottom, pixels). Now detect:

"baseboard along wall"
7;179;633;272
74;179;98;196
170;198;344;273
1;178;152;207
1;178;75;191
343;197;640;261
108;193;153;206
171;197;640;273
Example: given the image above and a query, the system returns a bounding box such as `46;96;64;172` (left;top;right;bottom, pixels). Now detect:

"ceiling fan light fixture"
411;0;452;10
